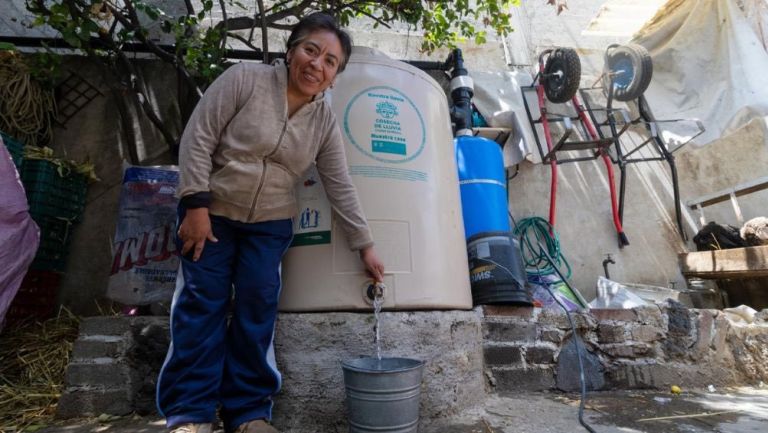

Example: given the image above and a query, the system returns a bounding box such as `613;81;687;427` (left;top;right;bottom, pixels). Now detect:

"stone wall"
59;305;768;426
483;303;768;395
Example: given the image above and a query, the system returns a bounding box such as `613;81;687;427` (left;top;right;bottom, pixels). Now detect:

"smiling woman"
156;12;384;433
284;14;352;114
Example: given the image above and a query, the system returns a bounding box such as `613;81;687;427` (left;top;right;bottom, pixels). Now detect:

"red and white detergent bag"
106;165;179;305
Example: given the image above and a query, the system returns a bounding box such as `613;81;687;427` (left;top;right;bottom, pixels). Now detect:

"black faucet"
602;254;615;279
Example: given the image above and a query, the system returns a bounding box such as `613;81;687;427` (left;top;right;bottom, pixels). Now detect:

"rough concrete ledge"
57;310;486;433
272;309;485;432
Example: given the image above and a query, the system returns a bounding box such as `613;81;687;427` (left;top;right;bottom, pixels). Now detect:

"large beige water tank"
279;47;471;311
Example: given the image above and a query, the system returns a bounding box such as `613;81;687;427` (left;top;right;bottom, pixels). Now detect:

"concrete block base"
272;309;485;432
58;310;486;433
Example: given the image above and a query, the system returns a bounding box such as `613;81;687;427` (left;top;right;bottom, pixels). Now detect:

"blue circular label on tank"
343;86;426;164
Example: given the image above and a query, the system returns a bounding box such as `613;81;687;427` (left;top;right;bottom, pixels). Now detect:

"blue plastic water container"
454;135;510;239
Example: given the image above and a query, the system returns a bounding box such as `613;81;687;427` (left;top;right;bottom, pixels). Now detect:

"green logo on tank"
343;86;426;163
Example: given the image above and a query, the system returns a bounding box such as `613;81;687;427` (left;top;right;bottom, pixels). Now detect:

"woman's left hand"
359;246;385;282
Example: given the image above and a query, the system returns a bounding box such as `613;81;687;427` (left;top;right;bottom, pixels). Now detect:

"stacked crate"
6;157;88;326
22;159;88;272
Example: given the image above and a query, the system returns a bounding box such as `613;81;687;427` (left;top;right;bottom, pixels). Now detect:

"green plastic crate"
22;159;88;221
30;215;73;272
1;131;24;170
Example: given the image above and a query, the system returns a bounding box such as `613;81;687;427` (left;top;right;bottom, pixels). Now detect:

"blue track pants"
157;209;293;431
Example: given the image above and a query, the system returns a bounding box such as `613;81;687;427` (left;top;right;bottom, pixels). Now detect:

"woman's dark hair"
286;12;353;73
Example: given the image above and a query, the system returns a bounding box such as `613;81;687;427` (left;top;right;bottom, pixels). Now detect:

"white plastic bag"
723;305;758;323
589;276;651;309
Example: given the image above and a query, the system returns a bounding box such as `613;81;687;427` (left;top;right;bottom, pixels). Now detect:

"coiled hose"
513;216;572;279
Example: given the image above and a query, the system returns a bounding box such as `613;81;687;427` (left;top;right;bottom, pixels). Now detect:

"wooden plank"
679;245;768;279
473;127;511;146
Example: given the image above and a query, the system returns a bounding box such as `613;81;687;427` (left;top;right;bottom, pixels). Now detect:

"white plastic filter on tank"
278;46;472;312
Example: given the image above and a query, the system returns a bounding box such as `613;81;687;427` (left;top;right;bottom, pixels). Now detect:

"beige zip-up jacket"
177;61;374;250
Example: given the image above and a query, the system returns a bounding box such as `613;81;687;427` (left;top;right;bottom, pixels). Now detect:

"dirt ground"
39;387;768;433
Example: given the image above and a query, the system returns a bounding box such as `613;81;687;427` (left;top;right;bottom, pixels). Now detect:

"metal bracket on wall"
578;90;705;242
55;70;104;126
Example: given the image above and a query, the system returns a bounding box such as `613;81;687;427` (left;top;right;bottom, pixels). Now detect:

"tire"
603;44;653;102
543;48;581;104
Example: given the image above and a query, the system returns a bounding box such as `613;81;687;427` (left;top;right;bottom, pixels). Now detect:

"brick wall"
483;303;768;394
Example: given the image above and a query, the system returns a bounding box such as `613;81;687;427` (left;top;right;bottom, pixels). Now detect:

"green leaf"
0;42;17;51
62;31;82;48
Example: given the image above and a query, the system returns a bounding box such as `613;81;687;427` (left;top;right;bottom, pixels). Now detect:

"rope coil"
0;51;57;148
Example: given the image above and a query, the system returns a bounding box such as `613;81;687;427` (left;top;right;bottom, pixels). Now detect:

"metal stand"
521;53;628;246
578;85;705;241
521;90;613;165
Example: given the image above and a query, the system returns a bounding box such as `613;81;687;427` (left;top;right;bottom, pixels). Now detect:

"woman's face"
286;30;344;100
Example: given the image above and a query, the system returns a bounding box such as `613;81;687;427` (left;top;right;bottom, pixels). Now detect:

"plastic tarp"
632;0;768;148
469;70;536;167
0;139;39;328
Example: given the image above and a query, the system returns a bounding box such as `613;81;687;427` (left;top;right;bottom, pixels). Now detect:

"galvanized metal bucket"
341;357;424;433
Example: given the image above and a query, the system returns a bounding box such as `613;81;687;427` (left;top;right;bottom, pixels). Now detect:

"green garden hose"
513;216;572;279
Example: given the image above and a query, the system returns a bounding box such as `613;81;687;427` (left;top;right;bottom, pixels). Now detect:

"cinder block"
525;345;557;364
631;325;665;343
484;344;523;365
491;366;555;392
601;342;653;359
79;317;133;336
636;305;664;327
591;308;638;323
483;321;537;343
598;323;628;343
71;338;125;360
538;309;595;330
56;388;133;419
538;328;564;344
483;306;536;319
65;362;132;389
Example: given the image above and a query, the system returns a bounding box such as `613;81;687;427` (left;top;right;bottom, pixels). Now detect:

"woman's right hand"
178;208;218;261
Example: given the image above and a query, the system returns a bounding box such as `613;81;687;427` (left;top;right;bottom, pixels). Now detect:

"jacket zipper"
248;120;288;220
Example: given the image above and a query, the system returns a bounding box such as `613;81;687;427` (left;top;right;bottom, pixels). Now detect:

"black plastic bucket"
467;231;532;305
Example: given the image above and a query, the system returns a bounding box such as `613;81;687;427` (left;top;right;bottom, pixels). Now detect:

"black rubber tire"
603;43;653;102
543;48;581;104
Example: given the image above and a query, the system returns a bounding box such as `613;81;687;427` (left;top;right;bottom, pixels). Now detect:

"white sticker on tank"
476;242;491;259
